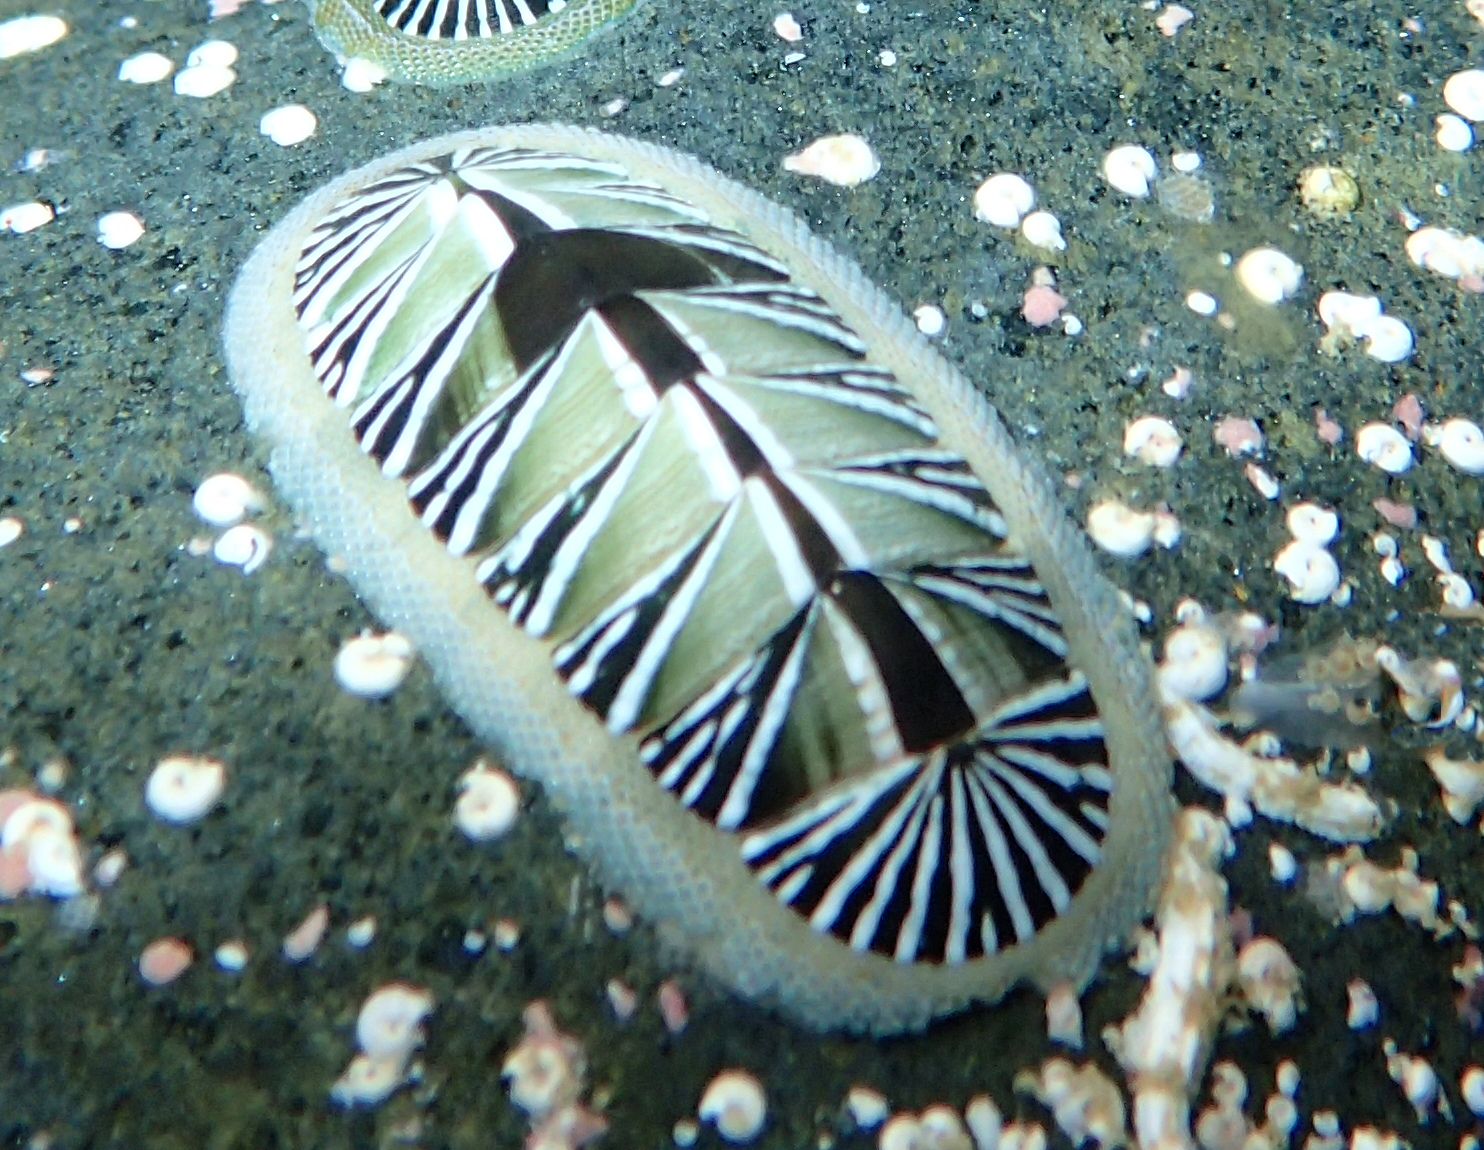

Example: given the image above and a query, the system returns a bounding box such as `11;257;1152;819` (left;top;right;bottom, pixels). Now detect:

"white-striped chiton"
223;125;1171;1033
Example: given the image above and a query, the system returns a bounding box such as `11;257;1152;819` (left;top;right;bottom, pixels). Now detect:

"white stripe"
657;721;716;791
563;605;637;695
743;376;936;436
691;374;795;469
521;412;660;637
987;752;1102;866
964;770;1033;941
425;0;452;36
592;315;659;419
743;762;917;881
476;488;567;588
670;386;742;502
988;743;1084;790
715;609;814;830
982;674;1091;728
980;772;1071;915
553;529;705;669
944;768;975;962
811;768;930;934
776;473;870;568
334;183;460;404
446;335;588;556
849;770;936;951
603;500;739;732
455;166;583;227
991;716;1104;744
379;270;501;477
744;480;817;607
775;865;813;905
818;596;903;765
826;467;1008;537
896;792;945;961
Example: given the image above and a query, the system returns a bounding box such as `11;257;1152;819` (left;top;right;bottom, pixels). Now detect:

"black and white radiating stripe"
292;146;1113;964
371;0;563;40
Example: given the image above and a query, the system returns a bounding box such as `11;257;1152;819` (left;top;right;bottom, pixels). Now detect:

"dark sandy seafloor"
0;0;1481;1145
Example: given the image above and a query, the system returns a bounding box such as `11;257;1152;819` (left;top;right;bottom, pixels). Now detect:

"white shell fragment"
1085;500;1178;557
698;1070;767;1144
1359;314;1413;363
1423;747;1484;823
174;61;236;97
1429;418;1484;474
1235;247;1303;305
1285;502;1339;546
1158;615;1228;703
0;14;67;58
1346;979;1379;1029
1272;541;1340;603
1102;145;1157;197
782;134;879;187
1268;843;1298;884
340;56;388;92
973;172;1036;228
1444;68;1484;122
454;760;521;841
2;201;54;234
212;522;273;573
186;38;238;67
1355;423;1413;474
193;472;265;527
1123;416;1183;467
1020;210;1065;252
175;42;238;98
96;211;145;250
334;630;415;698
259;104;317;147
1185;290;1218;316
1318;290;1381;334
118;50;174;84
845;1086;890;1130
1405;225;1484;280
146;754;227;824
357;983;434;1060
1463;1066;1484;1119
1436;113;1475;153
912;303;945;336
0;516;22;549
772;11;802;41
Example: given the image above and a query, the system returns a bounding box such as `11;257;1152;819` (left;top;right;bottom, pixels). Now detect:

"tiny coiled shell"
1355;423;1413;474
698;1070;767;1143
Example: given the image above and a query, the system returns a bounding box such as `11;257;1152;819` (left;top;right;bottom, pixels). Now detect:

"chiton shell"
223;125;1171;1033
306;0;637;85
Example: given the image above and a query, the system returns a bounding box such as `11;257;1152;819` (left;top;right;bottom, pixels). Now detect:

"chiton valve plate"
306;0;638;85
222;125;1172;1033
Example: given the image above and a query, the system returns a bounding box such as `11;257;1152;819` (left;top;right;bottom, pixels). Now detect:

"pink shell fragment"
1314;408;1344;446
1392;393;1425;440
1213;416;1264;458
1371;498;1417;529
1022;285;1068;327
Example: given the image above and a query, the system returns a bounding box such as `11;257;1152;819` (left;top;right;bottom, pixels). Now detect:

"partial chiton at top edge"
223;125;1171;1032
305;0;638;85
